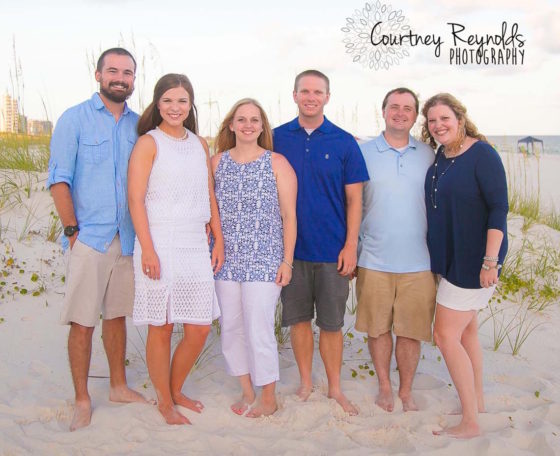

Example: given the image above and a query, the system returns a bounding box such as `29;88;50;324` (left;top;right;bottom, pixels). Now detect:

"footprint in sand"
412;373;447;390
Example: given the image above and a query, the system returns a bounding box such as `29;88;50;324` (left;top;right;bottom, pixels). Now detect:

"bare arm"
127;134;159;279
338;182;363;276
50;183;78;248
200;137;224;273
272;153;297;286
480;228;504;288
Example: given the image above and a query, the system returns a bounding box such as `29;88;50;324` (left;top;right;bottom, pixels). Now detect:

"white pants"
215;281;281;386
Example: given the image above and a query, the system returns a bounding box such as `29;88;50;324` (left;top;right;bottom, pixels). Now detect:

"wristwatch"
64;225;80;237
481;263;502;271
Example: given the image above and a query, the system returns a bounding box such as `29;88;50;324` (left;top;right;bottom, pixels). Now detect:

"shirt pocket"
80;134;111;164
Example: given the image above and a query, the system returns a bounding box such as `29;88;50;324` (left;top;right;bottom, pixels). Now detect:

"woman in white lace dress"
128;74;224;425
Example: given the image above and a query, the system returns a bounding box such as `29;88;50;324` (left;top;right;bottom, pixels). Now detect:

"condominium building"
0;92;19;133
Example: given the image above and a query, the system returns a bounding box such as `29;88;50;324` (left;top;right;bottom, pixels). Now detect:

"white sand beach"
1;161;560;455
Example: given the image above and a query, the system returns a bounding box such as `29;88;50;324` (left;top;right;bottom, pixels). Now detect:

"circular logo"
342;1;411;70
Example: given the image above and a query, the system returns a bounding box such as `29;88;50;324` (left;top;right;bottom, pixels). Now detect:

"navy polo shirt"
273;116;369;262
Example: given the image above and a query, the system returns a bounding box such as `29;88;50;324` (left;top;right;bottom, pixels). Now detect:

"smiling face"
157;86;191;128
229;103;263;144
426;103;462;146
382;91;418;135
95;53;135;103
293;75;330;120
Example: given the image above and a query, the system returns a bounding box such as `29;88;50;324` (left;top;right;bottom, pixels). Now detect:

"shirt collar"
375;132;418;153
288;115;333;133
92;92;131;116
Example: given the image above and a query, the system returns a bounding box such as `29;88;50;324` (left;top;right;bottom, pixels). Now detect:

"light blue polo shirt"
47;93;138;254
358;133;435;272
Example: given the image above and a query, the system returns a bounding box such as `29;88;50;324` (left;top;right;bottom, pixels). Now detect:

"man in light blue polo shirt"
48;48;146;431
356;88;436;413
274;70;369;415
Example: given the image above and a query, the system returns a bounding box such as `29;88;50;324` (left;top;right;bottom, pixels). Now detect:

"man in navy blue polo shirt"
273;70;369;414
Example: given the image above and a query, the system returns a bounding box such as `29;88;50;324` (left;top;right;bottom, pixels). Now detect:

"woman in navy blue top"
422;93;508;439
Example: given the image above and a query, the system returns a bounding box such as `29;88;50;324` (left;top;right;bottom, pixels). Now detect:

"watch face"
64;226;78;237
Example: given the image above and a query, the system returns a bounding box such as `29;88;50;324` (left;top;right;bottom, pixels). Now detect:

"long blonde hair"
421;93;487;150
215;98;273;153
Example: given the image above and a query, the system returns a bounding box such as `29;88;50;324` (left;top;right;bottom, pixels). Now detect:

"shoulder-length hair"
137;73;198;136
215;98;273;153
421;93;487;149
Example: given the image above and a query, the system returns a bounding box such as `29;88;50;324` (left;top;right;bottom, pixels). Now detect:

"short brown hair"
96;47;136;73
382;88;419;113
294;70;330;93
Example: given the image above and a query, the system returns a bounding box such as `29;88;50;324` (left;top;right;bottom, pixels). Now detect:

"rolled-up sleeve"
476;146;509;233
47;111;78;189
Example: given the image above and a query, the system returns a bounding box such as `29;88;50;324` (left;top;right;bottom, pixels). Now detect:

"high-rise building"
0;92;20;133
27;119;53;136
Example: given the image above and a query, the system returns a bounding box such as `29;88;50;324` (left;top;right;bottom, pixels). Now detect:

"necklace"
157;126;188;141
430;151;456;209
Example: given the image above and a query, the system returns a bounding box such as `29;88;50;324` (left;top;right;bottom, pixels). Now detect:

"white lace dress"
132;127;219;326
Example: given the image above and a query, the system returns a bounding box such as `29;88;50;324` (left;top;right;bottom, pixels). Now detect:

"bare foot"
328;391;358;416
376;388;394;412
172;392;204;413
295;385;312;401
109;385;148;404
399;394;419;412
246;399;278;418
70;400;92;431
158;404;191;425
230;394;255;416
433;422;481;439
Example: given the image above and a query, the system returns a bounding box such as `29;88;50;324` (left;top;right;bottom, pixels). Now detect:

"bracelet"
483;255;499;262
282;260;294;269
481;263;502;271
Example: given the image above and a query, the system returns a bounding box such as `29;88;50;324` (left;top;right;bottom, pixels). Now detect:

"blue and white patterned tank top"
214;150;283;282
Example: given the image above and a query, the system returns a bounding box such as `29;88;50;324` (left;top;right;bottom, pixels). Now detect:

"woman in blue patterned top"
422;93;508;439
211;98;297;417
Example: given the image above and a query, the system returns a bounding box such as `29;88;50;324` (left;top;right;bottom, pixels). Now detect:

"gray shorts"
281;260;349;331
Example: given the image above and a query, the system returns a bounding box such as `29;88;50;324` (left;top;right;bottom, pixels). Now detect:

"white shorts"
436;278;496;311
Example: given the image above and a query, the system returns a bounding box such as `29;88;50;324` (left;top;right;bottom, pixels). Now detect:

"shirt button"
306;149;309;152
400;164;403;167
306;138;310;141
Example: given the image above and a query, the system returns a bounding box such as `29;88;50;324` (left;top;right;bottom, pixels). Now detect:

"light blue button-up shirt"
47;93;138;254
358;133;435;273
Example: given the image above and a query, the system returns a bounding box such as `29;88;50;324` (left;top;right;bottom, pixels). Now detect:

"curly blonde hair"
421;93;487;150
215;98;273;153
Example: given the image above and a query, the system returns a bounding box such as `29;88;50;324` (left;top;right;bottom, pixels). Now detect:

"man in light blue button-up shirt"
48;48;146;431
355;88;436;414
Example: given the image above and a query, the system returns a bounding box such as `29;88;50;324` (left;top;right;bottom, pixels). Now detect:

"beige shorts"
60;235;134;327
355;268;436;341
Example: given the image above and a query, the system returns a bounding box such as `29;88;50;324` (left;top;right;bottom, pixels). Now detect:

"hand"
337;244;357;277
69;233;78;250
205;223;211;245
142;249;161;280
350;266;359;280
211;239;224;274
275;262;292;286
480;266;499;288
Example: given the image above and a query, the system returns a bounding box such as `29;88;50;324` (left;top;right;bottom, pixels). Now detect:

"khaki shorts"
355;268;436;341
60;235;134;327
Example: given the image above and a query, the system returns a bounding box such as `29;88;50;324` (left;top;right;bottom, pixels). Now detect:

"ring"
146;268;150;273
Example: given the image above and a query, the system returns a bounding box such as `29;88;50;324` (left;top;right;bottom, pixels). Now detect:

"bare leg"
247;382;278;418
290;321;314;400
170;324;210;412
433;305;480;438
68;323;94;431
102;317;146;404
147;324;189;425
461;316;485;413
320;329;358;415
231;374;256;415
368;332;394;412
395;336;420;411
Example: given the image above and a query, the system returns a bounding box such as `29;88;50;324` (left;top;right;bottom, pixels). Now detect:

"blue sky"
1;0;559;136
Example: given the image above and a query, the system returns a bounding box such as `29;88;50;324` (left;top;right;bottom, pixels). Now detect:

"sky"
1;0;559;137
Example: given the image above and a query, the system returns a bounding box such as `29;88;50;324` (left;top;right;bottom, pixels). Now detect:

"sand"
0;168;559;455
